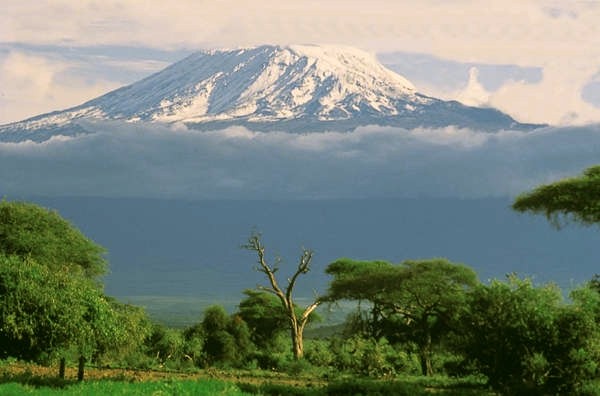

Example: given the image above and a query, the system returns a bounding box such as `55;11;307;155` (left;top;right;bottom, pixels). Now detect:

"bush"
459;276;600;395
329;336;400;377
145;324;186;368
304;340;335;368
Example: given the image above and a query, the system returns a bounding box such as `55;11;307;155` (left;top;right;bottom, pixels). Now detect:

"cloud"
379;52;543;93
380;51;600;125
1;122;599;200
2;1;599;64
455;67;490;107
0;51;121;123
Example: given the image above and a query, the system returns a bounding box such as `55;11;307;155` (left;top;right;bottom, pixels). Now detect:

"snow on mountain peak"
0;44;541;142
49;44;423;125
128;44;421;123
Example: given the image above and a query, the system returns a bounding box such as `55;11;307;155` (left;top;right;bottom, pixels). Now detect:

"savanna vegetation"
0;165;600;395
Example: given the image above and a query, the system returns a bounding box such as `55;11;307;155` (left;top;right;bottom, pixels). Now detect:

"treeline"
1;166;600;395
141;259;600;396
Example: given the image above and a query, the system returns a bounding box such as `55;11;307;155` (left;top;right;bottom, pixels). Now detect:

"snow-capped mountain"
0;45;541;142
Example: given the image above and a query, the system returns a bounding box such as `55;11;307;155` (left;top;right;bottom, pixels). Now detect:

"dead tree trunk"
244;232;320;360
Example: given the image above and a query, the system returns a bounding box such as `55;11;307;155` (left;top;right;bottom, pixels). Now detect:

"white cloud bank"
1;123;599;200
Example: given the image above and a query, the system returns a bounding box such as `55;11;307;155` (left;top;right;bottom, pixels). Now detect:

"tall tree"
325;258;478;376
0;200;147;379
243;232;320;359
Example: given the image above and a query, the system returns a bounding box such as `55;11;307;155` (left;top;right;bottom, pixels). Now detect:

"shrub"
459;276;600;395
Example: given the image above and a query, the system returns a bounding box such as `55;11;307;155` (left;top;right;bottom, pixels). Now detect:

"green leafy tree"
94;297;152;366
200;305;253;367
237;289;320;350
0;201;106;278
146;324;186;367
459;276;599;395
512;165;600;227
243;232;321;360
237;290;289;348
0;254;137;379
325;258;478;376
0;200;148;379
182;322;205;367
513;165;600;302
0;255;97;361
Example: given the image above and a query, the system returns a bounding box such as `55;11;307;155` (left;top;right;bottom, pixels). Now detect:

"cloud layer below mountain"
1;122;599;200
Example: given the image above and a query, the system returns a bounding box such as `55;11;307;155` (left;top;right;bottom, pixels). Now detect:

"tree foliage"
0;200;149;376
200;305;253;367
237;289;320;349
459;276;600;395
0;201;107;278
512;165;600;228
0;254;140;365
324;258;478;376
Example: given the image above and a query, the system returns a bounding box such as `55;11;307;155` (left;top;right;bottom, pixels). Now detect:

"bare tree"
243;232;320;359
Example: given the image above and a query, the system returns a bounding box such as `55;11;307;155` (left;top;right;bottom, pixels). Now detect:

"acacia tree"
325;258;478;376
243;232;320;360
512;165;600;227
512;165;600;281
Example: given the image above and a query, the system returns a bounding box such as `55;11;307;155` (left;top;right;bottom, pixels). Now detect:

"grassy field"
0;380;248;396
0;360;494;396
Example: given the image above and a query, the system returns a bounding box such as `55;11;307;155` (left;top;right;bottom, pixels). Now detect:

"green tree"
200;305;253;367
512;165;600;303
324;258;478;376
459;276;599;395
146;324;186;367
0;254;97;361
0;200;148;379
0;201;106;278
237;290;289;348
237;289;320;350
512;165;600;228
243;232;321;360
0;254;136;379
94;297;151;366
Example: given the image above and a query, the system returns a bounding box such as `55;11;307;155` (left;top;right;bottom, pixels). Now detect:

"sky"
1;1;600;201
1;0;600;126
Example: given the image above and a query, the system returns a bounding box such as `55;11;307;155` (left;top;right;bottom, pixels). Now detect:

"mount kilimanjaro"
0;45;541;142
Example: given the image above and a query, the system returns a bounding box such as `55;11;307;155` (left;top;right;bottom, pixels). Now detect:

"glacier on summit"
0;45;541;142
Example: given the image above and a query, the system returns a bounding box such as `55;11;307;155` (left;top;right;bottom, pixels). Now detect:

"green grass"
238;376;494;396
0;379;250;396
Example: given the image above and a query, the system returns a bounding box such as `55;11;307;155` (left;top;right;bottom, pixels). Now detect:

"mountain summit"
0;45;541;142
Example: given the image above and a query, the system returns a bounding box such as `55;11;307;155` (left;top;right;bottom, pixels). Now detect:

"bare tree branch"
243;232;321;359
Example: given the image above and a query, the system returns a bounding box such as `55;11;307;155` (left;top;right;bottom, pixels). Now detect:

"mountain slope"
0;45;541;142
